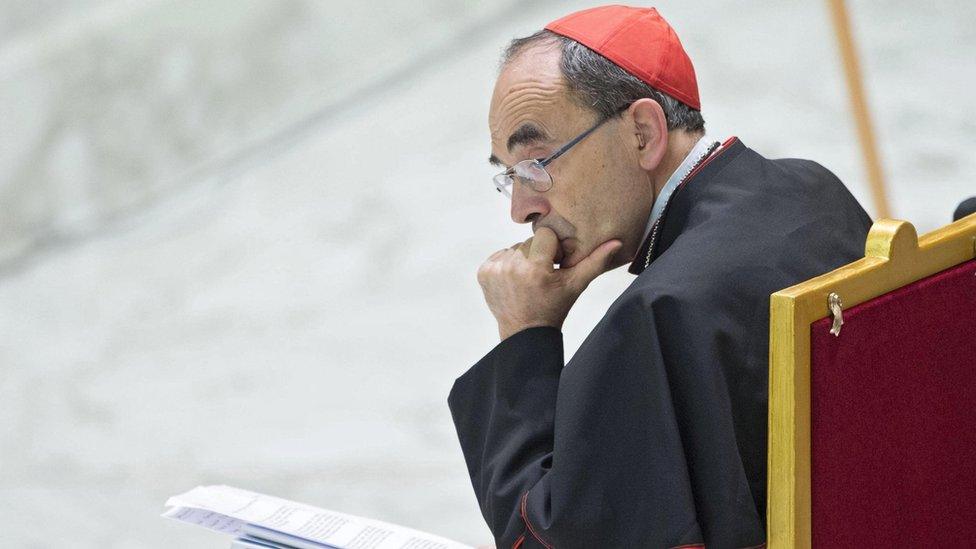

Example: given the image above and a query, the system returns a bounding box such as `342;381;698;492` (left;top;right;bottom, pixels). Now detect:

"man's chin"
555;249;579;269
554;241;573;268
557;246;627;270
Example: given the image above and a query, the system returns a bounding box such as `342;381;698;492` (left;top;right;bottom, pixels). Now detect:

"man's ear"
630;98;669;172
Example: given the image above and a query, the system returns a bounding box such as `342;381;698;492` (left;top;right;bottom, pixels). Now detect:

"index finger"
528;227;559;264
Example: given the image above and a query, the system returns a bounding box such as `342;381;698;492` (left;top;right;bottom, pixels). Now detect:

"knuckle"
513;262;533;277
477;262;496;282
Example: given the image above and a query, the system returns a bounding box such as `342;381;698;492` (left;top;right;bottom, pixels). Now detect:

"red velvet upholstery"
810;259;976;547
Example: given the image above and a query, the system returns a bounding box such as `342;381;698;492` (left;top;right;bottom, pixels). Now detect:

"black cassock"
448;138;872;548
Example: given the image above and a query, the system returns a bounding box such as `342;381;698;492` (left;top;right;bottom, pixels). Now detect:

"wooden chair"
766;213;976;547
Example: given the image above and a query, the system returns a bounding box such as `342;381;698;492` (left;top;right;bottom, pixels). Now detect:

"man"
448;6;872;548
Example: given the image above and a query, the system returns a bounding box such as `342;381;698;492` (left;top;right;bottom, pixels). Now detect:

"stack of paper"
163;485;474;549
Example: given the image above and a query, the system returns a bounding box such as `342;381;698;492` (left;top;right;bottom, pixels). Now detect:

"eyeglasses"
492;107;625;198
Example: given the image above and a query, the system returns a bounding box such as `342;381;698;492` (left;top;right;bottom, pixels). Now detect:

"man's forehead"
488;46;571;162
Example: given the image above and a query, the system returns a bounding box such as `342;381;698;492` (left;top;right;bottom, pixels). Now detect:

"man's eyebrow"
488;123;553;168
507;123;551;152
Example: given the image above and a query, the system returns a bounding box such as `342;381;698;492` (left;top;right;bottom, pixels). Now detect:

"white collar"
640;135;714;243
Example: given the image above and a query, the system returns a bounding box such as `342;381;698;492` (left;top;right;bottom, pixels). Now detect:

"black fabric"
448;139;872;548
953;196;976;221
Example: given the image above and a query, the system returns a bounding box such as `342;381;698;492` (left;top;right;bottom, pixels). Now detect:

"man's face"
488;44;654;269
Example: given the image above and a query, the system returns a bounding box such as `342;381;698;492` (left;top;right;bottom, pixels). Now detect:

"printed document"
163;485;474;549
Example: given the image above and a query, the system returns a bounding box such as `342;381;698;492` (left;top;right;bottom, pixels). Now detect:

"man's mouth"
553;243;566;265
554;238;576;267
531;224;574;265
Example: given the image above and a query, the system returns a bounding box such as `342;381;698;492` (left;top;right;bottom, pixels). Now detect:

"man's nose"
510;181;551;224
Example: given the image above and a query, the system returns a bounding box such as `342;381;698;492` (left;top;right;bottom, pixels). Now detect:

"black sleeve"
448;296;719;548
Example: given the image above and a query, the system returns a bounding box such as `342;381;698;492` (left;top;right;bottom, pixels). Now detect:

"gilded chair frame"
766;214;976;548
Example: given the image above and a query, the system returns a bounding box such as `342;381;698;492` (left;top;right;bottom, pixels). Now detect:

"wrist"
498;321;560;341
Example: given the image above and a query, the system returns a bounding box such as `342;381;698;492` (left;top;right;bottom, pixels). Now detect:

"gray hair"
502;30;705;133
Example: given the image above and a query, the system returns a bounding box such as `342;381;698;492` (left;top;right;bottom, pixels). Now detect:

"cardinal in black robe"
449;6;872;549
450;135;871;548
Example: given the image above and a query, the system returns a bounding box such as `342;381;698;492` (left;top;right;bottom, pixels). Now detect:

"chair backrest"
767;214;976;548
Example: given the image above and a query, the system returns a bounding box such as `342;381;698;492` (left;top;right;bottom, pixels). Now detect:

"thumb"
565;239;623;291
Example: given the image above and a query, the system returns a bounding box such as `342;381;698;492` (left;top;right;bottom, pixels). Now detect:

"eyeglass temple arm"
539;119;606;167
539;105;629;167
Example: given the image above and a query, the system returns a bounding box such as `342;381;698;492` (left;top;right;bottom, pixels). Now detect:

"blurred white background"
1;1;973;547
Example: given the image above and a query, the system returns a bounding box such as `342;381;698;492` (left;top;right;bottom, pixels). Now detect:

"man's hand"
477;227;623;340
